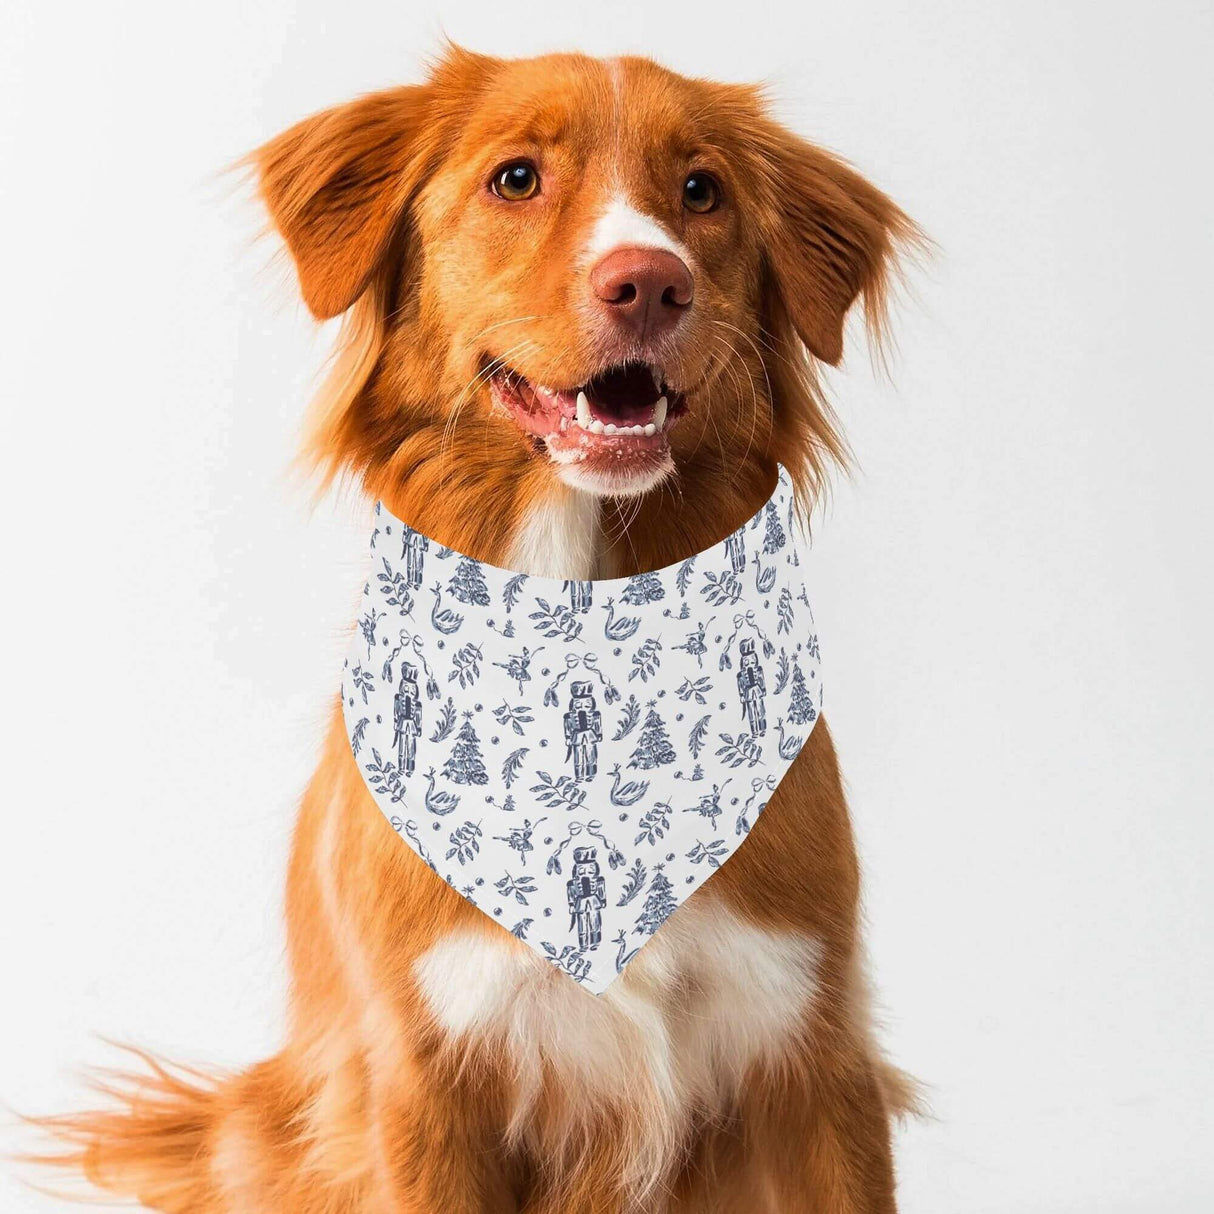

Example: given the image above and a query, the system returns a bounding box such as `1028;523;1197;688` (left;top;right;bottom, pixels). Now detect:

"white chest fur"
413;896;821;1192
505;485;603;579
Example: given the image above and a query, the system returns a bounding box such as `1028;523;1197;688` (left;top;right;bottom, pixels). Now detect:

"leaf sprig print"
612;694;641;740
773;649;791;694
628;637;663;683
349;665;375;704
675;556;696;596
376;559;416;614
364;748;406;804
429;698;457;743
615;859;648;906
676;676;712;704
502;573;528;613
530;771;587;812
501;747;529;788
701;570;743;606
448;642;483;688
777;587;794;634
446;820;483;865
541;942;591;982
529;598;583;642
688;715;711;759
687;838;729;868
715;732;764;768
493;701;533;736
494;872;537;905
633;800;672;846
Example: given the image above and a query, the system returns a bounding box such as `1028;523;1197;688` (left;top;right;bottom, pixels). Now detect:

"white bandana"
342;466;822;994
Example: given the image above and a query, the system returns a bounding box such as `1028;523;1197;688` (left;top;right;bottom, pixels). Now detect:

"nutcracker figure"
736;638;767;737
400;527;429;589
566;846;606;952
565;578;593;613
392;661;422;775
563;681;603;782
724;526;746;574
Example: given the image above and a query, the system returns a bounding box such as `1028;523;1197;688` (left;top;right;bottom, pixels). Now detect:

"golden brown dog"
41;44;919;1213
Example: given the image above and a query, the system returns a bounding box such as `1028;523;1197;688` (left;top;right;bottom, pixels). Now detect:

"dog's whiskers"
709;324;767;472
439;338;540;486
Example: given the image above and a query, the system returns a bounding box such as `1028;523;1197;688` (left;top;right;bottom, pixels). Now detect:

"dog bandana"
341;465;822;993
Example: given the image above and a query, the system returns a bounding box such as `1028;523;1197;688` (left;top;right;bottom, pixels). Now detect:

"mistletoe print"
343;465;822;994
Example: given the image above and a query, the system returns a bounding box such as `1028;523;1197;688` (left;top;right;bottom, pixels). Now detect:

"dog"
40;44;919;1213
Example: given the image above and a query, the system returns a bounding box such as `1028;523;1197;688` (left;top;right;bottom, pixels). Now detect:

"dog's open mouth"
489;361;688;477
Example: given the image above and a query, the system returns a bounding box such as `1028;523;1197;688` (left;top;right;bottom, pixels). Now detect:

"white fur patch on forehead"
584;195;691;266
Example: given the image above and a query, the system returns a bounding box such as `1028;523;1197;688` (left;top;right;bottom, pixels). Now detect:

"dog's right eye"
491;162;540;201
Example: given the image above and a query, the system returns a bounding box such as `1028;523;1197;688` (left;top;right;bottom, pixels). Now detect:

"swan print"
342;466;822;993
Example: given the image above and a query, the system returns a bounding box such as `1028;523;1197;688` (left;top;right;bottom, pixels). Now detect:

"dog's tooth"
560;417;568;431
653;395;668;428
643;423;656;436
589;419;605;435
604;423;618;435
576;390;592;429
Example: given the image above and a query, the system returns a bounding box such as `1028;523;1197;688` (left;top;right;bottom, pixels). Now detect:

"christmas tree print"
762;502;786;553
634;866;678;936
442;713;489;785
627;704;677;770
621;572;665;605
787;660;816;725
448;556;491;606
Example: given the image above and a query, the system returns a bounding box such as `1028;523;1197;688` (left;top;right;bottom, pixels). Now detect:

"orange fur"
34;45;920;1212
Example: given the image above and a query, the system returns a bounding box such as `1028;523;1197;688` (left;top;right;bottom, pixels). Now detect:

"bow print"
382;631;442;699
545;818;627;875
542;652;622;707
719;611;776;670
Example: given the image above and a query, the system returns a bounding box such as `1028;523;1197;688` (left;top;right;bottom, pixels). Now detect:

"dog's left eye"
682;172;720;213
492;162;540;201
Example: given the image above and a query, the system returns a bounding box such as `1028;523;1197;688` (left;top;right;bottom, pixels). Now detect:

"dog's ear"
751;121;916;365
254;86;439;319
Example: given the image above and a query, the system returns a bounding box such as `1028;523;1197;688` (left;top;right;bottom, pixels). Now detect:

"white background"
2;2;1211;1210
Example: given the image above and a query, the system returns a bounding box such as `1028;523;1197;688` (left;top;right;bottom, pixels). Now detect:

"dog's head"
256;46;914;508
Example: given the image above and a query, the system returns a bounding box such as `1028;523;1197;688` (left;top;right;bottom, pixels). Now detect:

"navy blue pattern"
342;465;822;994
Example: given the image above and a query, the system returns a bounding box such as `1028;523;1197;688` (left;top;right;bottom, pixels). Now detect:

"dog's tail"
25;1046;316;1213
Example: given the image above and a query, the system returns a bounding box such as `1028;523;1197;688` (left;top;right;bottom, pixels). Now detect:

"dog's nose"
590;247;694;339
